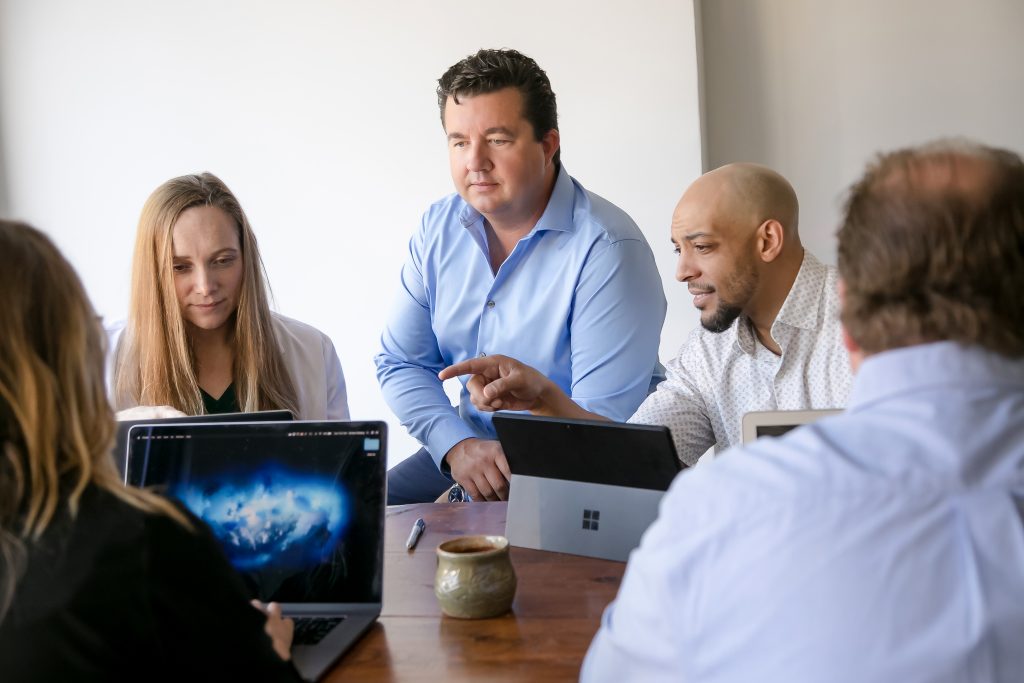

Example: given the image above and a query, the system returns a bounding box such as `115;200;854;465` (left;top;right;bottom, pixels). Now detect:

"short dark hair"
838;139;1024;357
437;48;560;166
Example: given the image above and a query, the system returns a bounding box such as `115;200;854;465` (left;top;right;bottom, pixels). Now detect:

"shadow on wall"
698;0;774;168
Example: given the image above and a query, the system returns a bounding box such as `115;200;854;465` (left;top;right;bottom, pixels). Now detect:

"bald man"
441;163;852;466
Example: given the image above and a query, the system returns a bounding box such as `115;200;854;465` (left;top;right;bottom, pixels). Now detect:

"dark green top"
200;383;240;414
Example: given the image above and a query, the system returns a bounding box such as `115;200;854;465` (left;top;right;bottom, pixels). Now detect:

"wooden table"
323;502;626;681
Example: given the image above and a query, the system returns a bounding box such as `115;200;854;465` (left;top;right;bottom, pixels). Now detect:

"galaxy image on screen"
169;462;349;573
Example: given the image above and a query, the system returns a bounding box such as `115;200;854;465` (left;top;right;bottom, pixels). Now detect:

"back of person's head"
838;138;1024;358
437;48;560;166
0;220;185;624
115;172;297;416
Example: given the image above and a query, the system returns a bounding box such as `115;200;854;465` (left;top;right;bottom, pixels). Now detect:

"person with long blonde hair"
110;172;348;420
0;220;302;680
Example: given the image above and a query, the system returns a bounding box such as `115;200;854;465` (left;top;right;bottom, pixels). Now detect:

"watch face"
448;484;469;502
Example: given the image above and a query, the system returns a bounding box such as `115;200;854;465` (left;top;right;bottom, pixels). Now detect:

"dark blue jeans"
386;447;455;505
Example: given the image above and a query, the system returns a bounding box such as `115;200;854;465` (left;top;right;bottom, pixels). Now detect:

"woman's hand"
251;600;294;661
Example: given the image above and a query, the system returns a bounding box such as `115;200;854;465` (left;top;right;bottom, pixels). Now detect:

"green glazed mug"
434;535;517;619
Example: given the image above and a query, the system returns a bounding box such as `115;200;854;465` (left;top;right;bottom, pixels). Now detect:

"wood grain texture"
322;502;625;681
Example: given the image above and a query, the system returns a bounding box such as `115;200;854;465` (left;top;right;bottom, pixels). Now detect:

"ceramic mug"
434;535;517;619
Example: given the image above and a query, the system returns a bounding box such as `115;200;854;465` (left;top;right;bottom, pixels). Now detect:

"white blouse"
106;312;349;421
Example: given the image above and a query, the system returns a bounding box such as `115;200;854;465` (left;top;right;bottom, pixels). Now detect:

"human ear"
541;129;560;165
757;219;785;263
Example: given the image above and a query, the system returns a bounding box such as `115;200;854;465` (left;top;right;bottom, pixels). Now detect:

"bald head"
674;163;799;243
671;163;805;337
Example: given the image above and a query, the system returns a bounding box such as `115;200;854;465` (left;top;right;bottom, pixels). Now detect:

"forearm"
535;381;608;421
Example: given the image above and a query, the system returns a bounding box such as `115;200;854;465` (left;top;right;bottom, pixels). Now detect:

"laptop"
493;413;683;563
112;409;293;479
740;409;843;443
125;420;386;681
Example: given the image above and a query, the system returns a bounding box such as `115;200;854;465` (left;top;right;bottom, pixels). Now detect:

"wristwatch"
448;484;471;502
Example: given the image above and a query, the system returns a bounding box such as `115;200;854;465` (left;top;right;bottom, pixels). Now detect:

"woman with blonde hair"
0;220;302;679
110;172;348;420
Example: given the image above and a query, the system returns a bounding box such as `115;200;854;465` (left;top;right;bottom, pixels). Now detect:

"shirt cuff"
425;421;479;472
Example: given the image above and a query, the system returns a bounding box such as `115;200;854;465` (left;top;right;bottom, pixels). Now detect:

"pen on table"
406;517;426;550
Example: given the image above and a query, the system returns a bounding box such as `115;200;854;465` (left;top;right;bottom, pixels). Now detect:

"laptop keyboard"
292;616;347;645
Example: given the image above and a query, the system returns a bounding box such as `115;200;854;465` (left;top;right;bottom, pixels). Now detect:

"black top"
200;383;240;414
0;484;304;682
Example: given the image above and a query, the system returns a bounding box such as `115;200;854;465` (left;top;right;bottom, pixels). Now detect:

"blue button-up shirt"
583;342;1024;682
376;166;667;467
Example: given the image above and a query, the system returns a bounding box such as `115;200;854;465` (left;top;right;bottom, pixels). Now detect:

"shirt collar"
773;251;826;332
734;250;825;355
459;164;576;236
849;341;1024;410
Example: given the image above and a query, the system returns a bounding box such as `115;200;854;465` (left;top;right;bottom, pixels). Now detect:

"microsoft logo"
582;509;600;531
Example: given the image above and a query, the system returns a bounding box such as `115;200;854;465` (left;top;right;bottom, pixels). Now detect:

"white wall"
0;0;704;464
699;0;1024;263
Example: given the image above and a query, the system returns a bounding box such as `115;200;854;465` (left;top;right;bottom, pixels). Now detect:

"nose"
675;248;698;283
193;265;218;296
466;142;492;174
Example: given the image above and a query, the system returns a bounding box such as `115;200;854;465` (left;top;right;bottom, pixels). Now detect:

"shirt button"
478;352;487;358
486;300;496;308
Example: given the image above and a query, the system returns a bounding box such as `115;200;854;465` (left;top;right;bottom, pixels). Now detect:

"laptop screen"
755;424;802;439
740;409;843;444
493;413;683;491
112;409;293;479
126;421;386;605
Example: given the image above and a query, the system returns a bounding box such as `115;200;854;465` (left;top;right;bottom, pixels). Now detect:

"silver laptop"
740;409;843;443
493;414;682;563
125;420;386;681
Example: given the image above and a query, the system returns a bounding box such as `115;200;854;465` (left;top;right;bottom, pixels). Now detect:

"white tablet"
741;409;843;444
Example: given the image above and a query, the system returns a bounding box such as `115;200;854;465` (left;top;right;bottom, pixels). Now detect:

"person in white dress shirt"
440;163;851;465
581;139;1024;682
108;172;349;421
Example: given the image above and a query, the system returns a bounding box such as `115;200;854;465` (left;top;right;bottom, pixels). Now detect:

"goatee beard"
701;303;743;333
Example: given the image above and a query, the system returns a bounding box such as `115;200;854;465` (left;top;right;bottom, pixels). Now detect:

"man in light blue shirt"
376;49;666;504
582;139;1024;681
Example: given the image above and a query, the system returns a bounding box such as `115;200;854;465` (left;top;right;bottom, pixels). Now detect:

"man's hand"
250;600;294;661
439;355;557;413
439;355;599;420
444;438;511;501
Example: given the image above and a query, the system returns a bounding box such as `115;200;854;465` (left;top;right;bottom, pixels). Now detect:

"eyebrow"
172;247;239;259
446;127;517;141
682;232;713;241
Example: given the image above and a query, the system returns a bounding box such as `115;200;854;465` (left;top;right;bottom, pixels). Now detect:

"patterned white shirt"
630;251;852;466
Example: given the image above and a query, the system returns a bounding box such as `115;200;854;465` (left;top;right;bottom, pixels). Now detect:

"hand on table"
444;438;510;501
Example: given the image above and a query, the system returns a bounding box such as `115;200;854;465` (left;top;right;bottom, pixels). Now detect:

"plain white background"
0;0;704;464
699;0;1024;262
